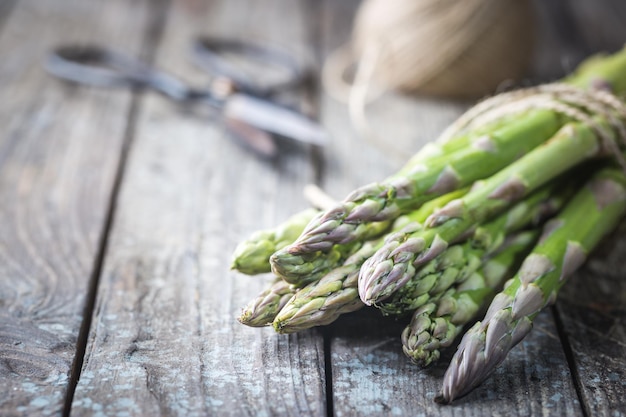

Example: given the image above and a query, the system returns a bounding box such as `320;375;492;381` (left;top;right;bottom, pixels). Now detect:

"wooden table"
1;1;625;416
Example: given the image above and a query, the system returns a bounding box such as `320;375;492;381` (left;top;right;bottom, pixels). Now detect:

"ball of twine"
349;0;536;98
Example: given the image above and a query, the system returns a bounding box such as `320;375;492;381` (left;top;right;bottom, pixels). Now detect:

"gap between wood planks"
322;326;335;417
302;1;336;415
61;1;171;415
551;306;590;417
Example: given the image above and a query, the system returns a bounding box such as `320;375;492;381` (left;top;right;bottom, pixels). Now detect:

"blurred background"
2;1;626;416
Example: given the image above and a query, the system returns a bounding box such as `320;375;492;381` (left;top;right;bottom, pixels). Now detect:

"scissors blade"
222;94;329;146
223;117;278;158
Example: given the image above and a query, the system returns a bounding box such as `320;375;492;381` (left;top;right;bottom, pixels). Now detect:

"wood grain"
0;0;152;415
557;239;626;417
330;309;581;417
70;1;326;415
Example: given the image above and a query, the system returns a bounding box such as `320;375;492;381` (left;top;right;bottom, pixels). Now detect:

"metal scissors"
44;37;328;157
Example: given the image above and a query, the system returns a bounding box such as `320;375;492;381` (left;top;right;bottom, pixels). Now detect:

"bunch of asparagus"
231;48;626;402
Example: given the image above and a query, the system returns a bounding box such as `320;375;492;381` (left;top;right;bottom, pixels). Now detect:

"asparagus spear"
285;110;561;255
358;121;602;306
266;139;470;284
271;190;467;333
271;186;467;287
267;119;498;284
270;225;387;287
272;241;376;333
438;166;626;403
272;49;626;261
238;277;295;327
401;231;538;367
374;179;575;316
231;208;319;275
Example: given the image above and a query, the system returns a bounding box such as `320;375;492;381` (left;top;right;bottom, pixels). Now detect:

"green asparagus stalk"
398;113;523;173
401;231;538;367
270;224;387;287
374;179;575;316
267;155;475;286
238;278;295;327
231;208;319;275
272;49;626;261
272;241;376;333
438;166;626;404
271;188;467;287
285;110;561;254
358;121;603;306
271;189;468;333
267;125;486;281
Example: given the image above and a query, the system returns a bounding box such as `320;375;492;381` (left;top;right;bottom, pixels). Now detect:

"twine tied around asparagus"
437;83;626;172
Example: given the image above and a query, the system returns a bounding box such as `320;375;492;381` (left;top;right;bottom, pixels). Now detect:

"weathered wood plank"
71;1;325;416
557;231;626;417
0;0;152;415
321;0;585;415
330;309;580;417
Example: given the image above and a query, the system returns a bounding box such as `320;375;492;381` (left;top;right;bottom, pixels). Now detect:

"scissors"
44;37;328;157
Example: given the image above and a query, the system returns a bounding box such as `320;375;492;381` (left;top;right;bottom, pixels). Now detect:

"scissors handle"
45;45;207;102
192;37;303;98
45;42;328;151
